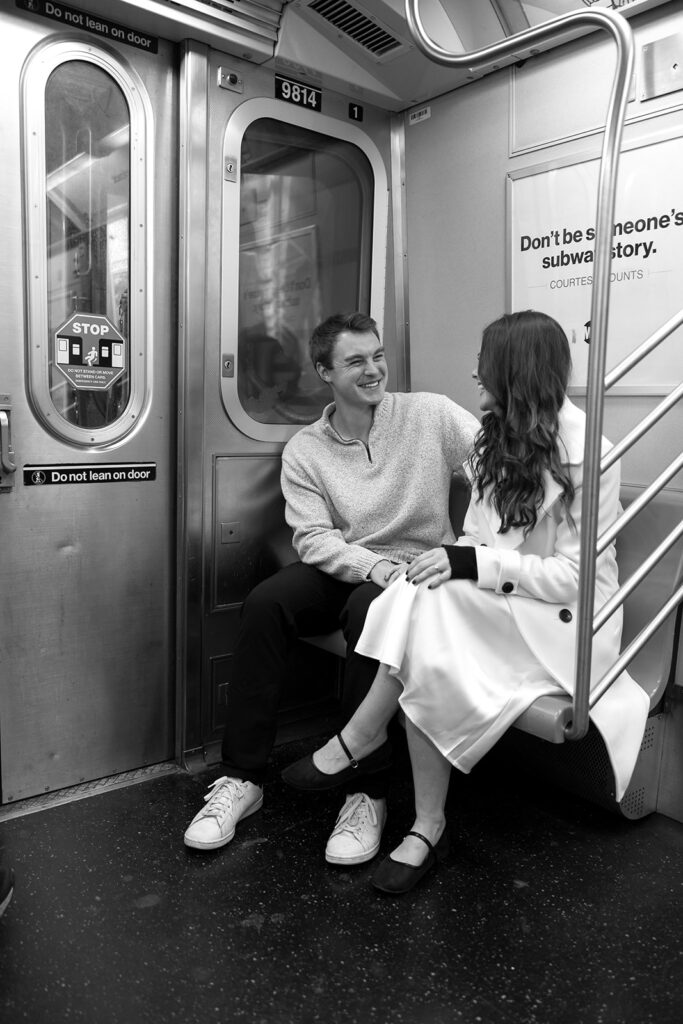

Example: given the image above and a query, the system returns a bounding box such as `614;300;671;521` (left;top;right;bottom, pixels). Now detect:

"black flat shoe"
371;829;449;895
281;734;392;791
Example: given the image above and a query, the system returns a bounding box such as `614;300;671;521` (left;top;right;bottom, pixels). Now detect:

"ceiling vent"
299;0;411;62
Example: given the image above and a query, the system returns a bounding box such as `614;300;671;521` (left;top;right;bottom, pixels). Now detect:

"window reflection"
238;119;373;424
45;62;130;428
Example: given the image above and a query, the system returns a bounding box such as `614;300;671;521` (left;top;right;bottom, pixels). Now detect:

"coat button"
559;608;573;623
502;582;514;593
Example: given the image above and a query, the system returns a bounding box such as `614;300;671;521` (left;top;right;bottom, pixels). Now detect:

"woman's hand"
405;548;452;589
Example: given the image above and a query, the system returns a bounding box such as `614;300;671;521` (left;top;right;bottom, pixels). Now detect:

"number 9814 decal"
275;74;322;112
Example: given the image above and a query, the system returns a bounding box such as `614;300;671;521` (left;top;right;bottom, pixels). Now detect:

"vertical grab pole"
403;2;635;740
565;26;634;740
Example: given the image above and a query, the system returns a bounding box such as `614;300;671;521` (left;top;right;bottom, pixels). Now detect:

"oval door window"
45;61;130;429
23;40;150;447
237;118;374;427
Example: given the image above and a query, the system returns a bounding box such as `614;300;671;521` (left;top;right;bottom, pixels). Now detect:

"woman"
283;311;649;894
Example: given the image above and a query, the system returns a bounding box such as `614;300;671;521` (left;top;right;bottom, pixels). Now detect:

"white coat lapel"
462;463;517;548
472;490;527;550
556;399;590;467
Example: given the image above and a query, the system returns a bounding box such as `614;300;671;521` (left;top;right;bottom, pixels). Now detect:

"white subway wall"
404;6;683;488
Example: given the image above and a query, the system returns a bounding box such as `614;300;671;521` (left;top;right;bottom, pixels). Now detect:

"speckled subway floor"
1;735;682;1024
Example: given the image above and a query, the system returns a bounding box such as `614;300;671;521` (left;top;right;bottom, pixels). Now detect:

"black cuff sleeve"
442;545;478;581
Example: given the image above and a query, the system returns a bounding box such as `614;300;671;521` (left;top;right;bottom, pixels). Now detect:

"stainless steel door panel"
213;455;296;610
179;43;395;754
0;11;177;801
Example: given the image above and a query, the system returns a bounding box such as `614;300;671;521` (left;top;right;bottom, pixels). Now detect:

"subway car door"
0;9;177;801
179;43;397;757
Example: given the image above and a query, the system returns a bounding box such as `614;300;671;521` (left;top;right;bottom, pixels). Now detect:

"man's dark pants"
221;561;390;798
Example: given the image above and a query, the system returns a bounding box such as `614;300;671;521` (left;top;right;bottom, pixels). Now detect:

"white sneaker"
183;776;263;850
325;793;387;865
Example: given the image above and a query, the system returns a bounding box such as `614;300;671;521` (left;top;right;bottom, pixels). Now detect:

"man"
183;312;478;864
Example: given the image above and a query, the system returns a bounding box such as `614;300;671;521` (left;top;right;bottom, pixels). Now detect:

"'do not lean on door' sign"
54;313;126;391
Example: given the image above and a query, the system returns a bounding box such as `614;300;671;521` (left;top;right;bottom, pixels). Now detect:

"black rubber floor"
1;736;682;1024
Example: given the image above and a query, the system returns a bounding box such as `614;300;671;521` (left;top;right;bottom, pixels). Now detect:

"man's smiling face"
318;330;388;413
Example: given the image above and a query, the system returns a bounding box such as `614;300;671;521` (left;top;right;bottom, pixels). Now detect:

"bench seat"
303;484;683;745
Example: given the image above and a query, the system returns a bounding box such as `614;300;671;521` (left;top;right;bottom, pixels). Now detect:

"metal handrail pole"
405;2;635;742
605;307;683;390
594;518;683;632
597;452;683;554
585;582;683;708
567;18;634;740
405;3;630;74
601;381;683;472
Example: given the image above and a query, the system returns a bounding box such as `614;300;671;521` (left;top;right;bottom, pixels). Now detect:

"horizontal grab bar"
582;582;683;712
601;381;683;471
405;2;628;72
597;453;683;554
594;518;683;633
605;306;683;391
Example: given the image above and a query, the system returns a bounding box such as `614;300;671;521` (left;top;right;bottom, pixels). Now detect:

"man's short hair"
309;312;380;369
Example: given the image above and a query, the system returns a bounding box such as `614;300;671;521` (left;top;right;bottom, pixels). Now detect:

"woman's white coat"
458;399;649;799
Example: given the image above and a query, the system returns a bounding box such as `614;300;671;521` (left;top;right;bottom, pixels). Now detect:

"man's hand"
369;559;410;589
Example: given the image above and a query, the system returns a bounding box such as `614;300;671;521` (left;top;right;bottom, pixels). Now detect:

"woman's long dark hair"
471;310;575;536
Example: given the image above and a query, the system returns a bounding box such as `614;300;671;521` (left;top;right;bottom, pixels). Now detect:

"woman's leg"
389;717;451;866
312;663;402;773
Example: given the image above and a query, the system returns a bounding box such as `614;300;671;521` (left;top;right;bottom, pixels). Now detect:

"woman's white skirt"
355;577;562;773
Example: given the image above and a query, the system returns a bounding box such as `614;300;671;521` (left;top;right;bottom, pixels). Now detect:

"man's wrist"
367;558;392;581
